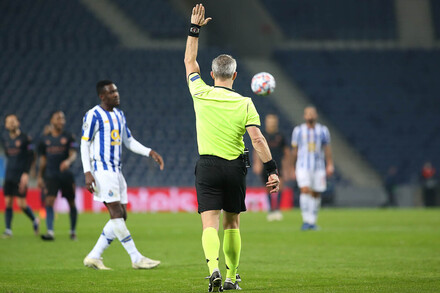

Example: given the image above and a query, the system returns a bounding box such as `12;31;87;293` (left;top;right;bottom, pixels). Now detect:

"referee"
184;4;280;292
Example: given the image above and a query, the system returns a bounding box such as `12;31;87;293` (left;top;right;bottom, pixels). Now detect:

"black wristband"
264;159;278;176
189;23;201;37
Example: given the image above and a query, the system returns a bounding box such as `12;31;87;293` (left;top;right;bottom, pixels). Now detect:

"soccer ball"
251;72;276;96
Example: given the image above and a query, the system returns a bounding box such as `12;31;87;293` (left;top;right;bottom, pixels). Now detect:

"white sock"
310;197;321;225
300;193;314;224
87;220;115;259
111;218;142;263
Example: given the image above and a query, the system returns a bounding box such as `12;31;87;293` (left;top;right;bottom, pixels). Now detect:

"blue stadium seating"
261;0;397;40
274;49;440;181
431;0;440;39
1;46;294;187
0;0;296;187
112;0;186;38
0;0;118;50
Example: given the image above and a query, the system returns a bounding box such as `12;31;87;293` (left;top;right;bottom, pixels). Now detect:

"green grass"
0;209;439;292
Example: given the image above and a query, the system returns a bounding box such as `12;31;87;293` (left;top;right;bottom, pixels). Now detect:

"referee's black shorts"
195;155;247;214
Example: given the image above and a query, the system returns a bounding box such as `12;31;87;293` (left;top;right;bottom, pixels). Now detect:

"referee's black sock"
22;206;36;222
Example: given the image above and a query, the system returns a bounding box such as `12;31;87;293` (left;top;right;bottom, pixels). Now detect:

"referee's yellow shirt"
188;72;261;160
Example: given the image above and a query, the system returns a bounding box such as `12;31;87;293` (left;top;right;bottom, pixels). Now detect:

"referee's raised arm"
184;3;212;78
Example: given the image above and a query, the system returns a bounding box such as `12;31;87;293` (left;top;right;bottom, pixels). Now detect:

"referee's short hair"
212;54;237;80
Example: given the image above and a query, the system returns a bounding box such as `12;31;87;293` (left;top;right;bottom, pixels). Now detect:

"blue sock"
69;206;77;232
5;208;13;230
22;206;36;222
45;206;54;231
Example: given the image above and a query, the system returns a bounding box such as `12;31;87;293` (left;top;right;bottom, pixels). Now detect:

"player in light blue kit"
291;106;334;230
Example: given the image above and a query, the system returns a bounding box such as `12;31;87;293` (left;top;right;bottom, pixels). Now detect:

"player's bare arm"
60;149;77;172
247;126;280;193
37;155;47;189
291;146;298;180
324;145;334;177
18;172;29;194
184;3;212;77
149;150;164;170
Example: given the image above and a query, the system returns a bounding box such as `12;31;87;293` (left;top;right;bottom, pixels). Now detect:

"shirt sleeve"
245;99;261;127
69;133;78;150
38;139;46;156
187;72;212;98
322;126;331;145
291;127;299;147
81;111;98;142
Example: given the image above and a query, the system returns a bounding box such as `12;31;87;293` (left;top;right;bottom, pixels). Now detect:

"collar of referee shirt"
214;85;235;92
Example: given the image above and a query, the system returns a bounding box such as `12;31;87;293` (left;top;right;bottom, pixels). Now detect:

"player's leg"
41;177;58;240
16;194;39;235
84;171;117;270
273;177;284;221
222;212;242;290
61;174;77;240
195;156;225;292
222;160;246;290
201;210;221;274
297;170;314;230
41;194;56;240
309;192;321;230
3;192;14;238
309;170;326;230
263;172;276;221
201;210;222;292
66;198;77;240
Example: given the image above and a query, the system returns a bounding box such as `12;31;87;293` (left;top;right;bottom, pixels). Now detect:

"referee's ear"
210;71;215;81
232;72;237;81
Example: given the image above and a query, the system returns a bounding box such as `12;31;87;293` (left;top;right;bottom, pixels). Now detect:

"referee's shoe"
206;269;223;292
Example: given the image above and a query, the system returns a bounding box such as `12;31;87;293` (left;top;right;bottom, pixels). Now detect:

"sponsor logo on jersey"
110;129;121;146
108;190;114;197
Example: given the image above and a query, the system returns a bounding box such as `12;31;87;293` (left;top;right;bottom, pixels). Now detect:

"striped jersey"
81;105;132;172
291;123;330;171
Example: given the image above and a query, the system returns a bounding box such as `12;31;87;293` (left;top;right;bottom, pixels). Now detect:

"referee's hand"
266;174;280;194
191;3;212;27
150;150;164;171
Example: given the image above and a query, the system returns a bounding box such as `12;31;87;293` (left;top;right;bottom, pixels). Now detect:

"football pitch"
0;209;439;292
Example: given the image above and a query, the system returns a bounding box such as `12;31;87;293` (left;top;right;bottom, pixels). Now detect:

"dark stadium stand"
261;0;396;40
431;0;440;39
0;0;118;50
0;0;293;187
274;49;440;181
112;0;187;38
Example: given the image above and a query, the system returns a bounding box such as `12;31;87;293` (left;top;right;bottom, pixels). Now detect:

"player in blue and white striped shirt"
81;80;164;270
291;106;334;230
